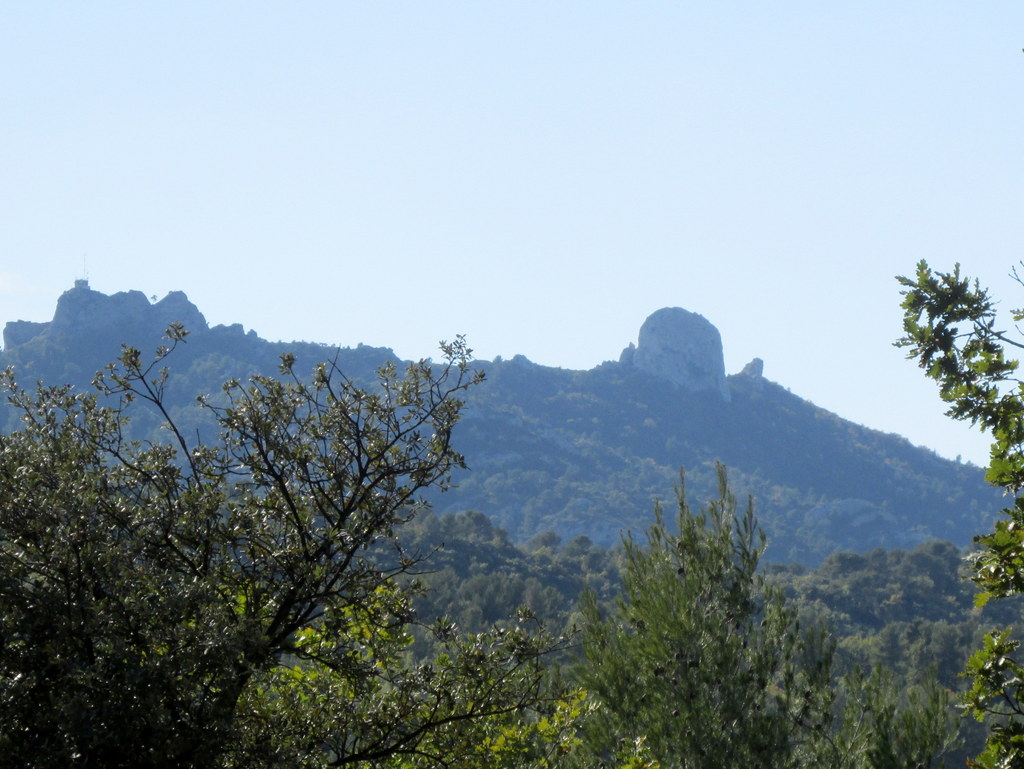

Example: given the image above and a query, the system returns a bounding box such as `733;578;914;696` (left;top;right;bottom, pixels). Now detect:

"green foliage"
837;666;961;769
773;540;1024;700
898;260;1024;767
573;467;959;769
435;354;998;564
398;510;622;650
0;330;572;768
962;630;1024;768
401;506;1013;763
574;467;822;768
2;286;999;565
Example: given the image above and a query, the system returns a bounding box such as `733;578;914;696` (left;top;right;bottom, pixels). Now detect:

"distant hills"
1;282;1001;564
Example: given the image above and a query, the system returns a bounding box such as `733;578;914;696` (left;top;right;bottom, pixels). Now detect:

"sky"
1;3;1022;466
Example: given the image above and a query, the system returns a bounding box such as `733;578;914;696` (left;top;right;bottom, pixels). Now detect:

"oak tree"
898;260;1024;768
0;328;569;769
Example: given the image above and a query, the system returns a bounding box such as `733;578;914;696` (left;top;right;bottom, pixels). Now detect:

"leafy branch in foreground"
0;329;572;769
898;260;1024;768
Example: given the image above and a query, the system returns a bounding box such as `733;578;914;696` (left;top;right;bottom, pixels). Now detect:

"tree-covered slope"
1;282;1000;564
437;356;997;563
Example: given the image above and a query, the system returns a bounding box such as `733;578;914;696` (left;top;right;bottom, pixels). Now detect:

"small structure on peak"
621;307;729;399
2;282;210;352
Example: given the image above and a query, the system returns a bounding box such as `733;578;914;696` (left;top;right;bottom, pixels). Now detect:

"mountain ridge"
1;282;999;564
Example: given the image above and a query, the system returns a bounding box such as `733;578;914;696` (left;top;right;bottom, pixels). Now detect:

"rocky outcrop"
152;290;209;333
2;280;209;352
622;307;729;398
739;358;764;378
2;320;47;350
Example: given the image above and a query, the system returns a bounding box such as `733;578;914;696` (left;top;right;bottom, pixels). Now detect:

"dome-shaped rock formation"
621;307;728;398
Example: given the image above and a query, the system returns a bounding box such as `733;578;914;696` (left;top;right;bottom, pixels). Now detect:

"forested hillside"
0;282;1001;564
439;355;996;562
401;508;1023;686
400;506;1023;764
397;464;1003;766
0;283;999;766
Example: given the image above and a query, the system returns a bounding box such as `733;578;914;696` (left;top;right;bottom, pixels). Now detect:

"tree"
573;467;959;769
897;260;1024;768
0;327;571;768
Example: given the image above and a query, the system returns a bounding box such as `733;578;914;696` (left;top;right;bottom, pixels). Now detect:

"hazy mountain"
1;282;1000;564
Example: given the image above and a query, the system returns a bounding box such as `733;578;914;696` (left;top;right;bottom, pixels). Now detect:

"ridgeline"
1;282;999;564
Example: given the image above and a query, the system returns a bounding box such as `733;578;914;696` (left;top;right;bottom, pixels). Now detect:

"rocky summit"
2;279;210;352
619;307;729;398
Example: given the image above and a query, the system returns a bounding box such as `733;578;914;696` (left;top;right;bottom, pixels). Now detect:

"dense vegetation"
437;357;999;563
402;508;1023;688
0;281;1001;564
898;261;1024;767
401;506;1024;765
0;333;590;768
3;279;1020;766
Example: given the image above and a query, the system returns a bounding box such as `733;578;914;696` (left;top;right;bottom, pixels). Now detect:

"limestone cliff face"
2;280;208;351
2;320;48;350
621;307;729;398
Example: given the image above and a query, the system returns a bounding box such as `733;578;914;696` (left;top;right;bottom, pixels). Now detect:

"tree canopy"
0;313;977;768
898;260;1024;768
574;467;959;769
0;328;571;768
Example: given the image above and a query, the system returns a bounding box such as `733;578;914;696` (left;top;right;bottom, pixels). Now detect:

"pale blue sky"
1;3;1021;465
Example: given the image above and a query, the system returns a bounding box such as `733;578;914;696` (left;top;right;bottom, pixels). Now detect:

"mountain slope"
1;282;999;564
436;356;995;563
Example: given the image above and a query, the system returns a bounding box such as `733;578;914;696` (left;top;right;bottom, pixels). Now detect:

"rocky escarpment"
2;280;209;352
